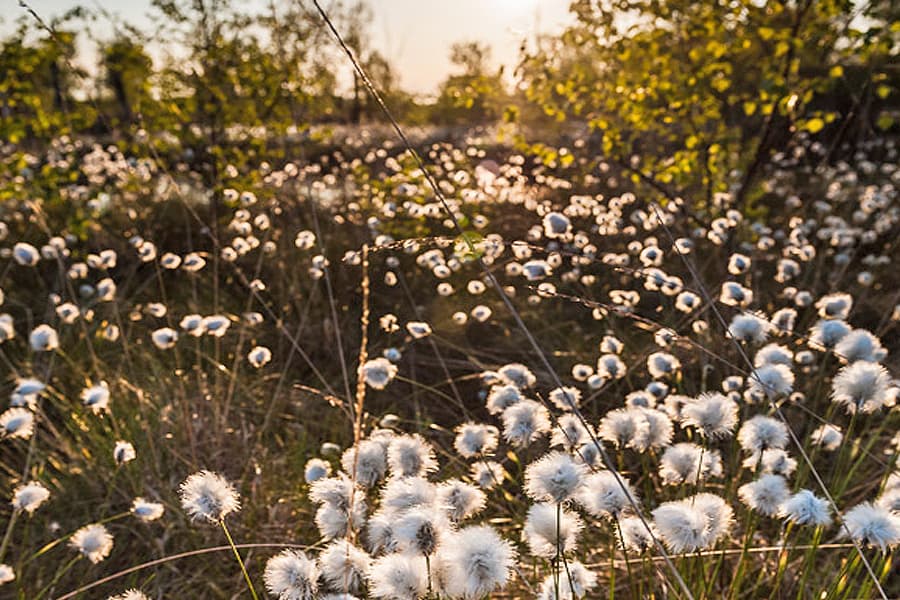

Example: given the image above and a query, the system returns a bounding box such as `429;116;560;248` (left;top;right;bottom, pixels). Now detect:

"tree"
518;0;898;211
434;41;507;125
100;36;154;126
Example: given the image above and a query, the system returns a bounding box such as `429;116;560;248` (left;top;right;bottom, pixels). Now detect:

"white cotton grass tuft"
69;523;114;563
485;384;522;415
405;321;432;339
809;319;850;350
0;564;12;585
437;479;486;522
652;494;732;552
13;242;40;266
150;327;178;349
318;539;371;592
841;502;900;552
597;354;626;380
738;415;788;453
877;488;900;514
779;490;832;527
576;471;638;520
548;386;582;411
810;424;843;451
748;364;794;399
501;399;551;448
816;293;853;319
617;516;659;553
831;361;894;414
131;497;165;521
523;502;583;558
524;451;586;503
470;461;507;490
719;281;753;307
304;458;332;483
834;329;886;363
680;392;739;439
179;470;240;523
754;343;794;367
387;434;437;478
247;345;272;368
727;312;773;343
81;381;111;414
367;553;427;600
692;493;734;548
340;440;387;488
598;407;648;450
747;448;797;477
550;414;595;451
651;500;706;553
659;443;723;485
647;352;681;379
380;476;435;512
29;324;59;351
113;440;136;465
453;422;499;458
360;358;398;390
436;525;516;599
12;481;50;514
536;560;597;599
315;498;367;540
498;363;537;389
738;474;790;516
263;549;320;600
106;590;150;600
0;408;35;440
392;507;449;555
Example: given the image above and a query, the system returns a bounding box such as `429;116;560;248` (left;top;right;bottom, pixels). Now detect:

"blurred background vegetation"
1;0;897;206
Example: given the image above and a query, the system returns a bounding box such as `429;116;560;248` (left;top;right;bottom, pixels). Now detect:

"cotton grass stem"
219;519;259;600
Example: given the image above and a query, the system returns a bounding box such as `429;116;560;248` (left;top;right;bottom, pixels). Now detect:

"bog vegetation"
0;0;899;598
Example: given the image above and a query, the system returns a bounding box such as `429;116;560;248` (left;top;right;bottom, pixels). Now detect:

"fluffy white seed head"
831;361;894;414
501;399;551;448
131;497;165;521
69;523;114;563
361;358;398;390
576;471;637;520
319;540;371;593
0;408;35;440
523;502;583;558
263;549;320;600
179;470;240;522
659;443;723;485
367;553;427;600
524;451;587;503
106;590;149;600
738;474;790;516
779;490;832;527
436;525;515;599
680;393;738;439
842;502;900;552
536;560;596;599
453;422;499;458
738;415;788;453
12;481;50;514
387;434;437;478
437;480;486;522
341;440;387;488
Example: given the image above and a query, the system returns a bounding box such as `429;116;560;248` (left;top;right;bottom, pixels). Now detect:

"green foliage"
518;0;899;209
433;42;509;125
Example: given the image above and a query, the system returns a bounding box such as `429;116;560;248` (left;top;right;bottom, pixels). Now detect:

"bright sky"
4;0;575;95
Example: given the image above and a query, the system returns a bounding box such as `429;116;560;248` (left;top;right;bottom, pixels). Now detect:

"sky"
3;0;575;95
